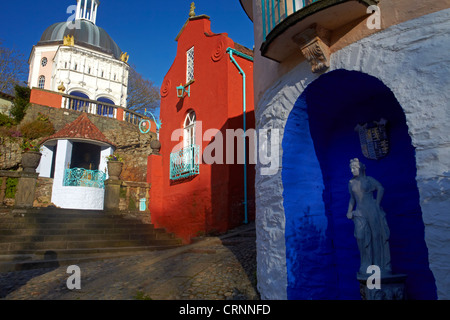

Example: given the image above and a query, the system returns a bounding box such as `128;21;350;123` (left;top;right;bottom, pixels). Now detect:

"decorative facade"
239;0;450;300
38;113;115;210
148;6;255;243
28;0;129;108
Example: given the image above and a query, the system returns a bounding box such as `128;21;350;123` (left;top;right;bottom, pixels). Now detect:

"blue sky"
0;0;254;87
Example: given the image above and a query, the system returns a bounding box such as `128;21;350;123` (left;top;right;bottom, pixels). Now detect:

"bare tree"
0;40;28;95
127;67;160;115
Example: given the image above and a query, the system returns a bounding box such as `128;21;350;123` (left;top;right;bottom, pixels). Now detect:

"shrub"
10;85;30;123
20;115;55;140
0;113;15;127
5;178;18;198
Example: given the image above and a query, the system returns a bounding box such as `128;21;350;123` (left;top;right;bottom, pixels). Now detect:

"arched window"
41;57;48;67
184;110;196;148
68;91;90;112
38;75;45;89
96;97;115;118
170;110;199;180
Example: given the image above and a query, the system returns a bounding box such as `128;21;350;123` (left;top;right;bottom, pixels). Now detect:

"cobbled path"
0;223;259;300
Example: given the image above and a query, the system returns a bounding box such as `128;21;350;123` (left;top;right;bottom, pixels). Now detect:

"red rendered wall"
30;88;62;109
149;16;255;243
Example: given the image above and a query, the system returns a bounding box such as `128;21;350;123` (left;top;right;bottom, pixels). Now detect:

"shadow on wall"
282;69;437;300
209;111;256;235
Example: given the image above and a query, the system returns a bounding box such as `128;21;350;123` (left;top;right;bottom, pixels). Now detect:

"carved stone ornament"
211;39;226;62
160;79;171;97
293;24;331;73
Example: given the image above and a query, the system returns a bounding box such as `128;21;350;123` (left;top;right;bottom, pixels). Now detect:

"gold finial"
189;2;196;17
58;81;66;93
63;35;74;46
120;52;129;63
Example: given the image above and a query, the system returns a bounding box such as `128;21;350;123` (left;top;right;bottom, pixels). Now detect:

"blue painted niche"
282;70;437;300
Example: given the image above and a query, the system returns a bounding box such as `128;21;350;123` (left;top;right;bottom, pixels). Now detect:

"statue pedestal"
357;273;407;300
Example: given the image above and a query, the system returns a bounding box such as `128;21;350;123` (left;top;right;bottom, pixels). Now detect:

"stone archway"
282;69;437;299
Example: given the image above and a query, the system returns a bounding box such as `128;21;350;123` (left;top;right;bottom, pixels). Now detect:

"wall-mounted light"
176;83;191;98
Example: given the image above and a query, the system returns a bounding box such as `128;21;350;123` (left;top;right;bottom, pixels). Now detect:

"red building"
148;8;255;243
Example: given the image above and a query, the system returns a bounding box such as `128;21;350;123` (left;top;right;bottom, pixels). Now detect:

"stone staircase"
0;208;182;272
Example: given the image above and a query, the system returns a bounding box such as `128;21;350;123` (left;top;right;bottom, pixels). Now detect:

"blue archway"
69;91;90;111
97;97;115;117
282;70;437;299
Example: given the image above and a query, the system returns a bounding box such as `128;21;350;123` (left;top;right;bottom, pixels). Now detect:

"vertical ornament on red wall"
160;79;172;98
211;39;226;62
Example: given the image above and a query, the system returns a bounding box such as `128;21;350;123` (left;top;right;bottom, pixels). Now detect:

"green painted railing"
261;0;321;40
63;167;106;189
170;145;200;180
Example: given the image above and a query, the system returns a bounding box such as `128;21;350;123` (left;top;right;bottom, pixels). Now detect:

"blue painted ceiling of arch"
283;69;437;300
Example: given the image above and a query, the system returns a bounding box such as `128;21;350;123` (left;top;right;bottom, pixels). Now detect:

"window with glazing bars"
186;46;194;83
38;75;45;89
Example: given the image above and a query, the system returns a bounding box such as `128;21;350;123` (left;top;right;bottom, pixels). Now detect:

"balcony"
61;93;146;126
63;167;106;189
170;145;200;180
260;0;379;66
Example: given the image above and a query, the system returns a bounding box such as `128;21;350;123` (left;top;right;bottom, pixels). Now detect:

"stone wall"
0;137;22;170
33;177;54;207
23;104;157;182
255;9;450;299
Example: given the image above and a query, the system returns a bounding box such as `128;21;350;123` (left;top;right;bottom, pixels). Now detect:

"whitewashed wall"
255;9;450;299
50;139;106;210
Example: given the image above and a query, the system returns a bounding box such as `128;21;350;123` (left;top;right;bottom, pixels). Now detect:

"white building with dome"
28;0;130;109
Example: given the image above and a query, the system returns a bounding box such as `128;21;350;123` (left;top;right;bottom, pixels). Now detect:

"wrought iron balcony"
63;167;106;189
260;0;378;65
170;145;200;180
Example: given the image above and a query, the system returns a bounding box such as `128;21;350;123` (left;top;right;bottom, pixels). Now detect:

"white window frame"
183;110;196;148
38;75;45;89
186;46;194;84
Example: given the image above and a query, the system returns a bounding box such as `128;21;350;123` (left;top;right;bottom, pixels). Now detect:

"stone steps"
0;231;175;243
0;208;183;271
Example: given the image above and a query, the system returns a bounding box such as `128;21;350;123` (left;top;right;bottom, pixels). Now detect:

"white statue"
347;158;392;275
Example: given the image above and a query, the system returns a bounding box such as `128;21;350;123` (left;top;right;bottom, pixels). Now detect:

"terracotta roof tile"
41;113;115;147
234;43;254;57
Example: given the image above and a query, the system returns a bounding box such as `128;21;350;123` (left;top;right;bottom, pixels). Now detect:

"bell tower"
75;0;100;24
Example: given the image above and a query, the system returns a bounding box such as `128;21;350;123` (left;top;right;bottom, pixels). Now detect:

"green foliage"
119;186;127;199
20;140;41;152
0;113;15;127
106;153;124;162
10;85;30;123
134;291;152;300
5;178;18;198
20;112;55;140
128;197;136;210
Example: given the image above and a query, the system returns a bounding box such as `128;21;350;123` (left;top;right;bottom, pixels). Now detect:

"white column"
92;3;97;24
53;140;73;186
82;0;87;19
90;0;94;22
100;146;113;179
76;0;81;20
36;145;54;178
